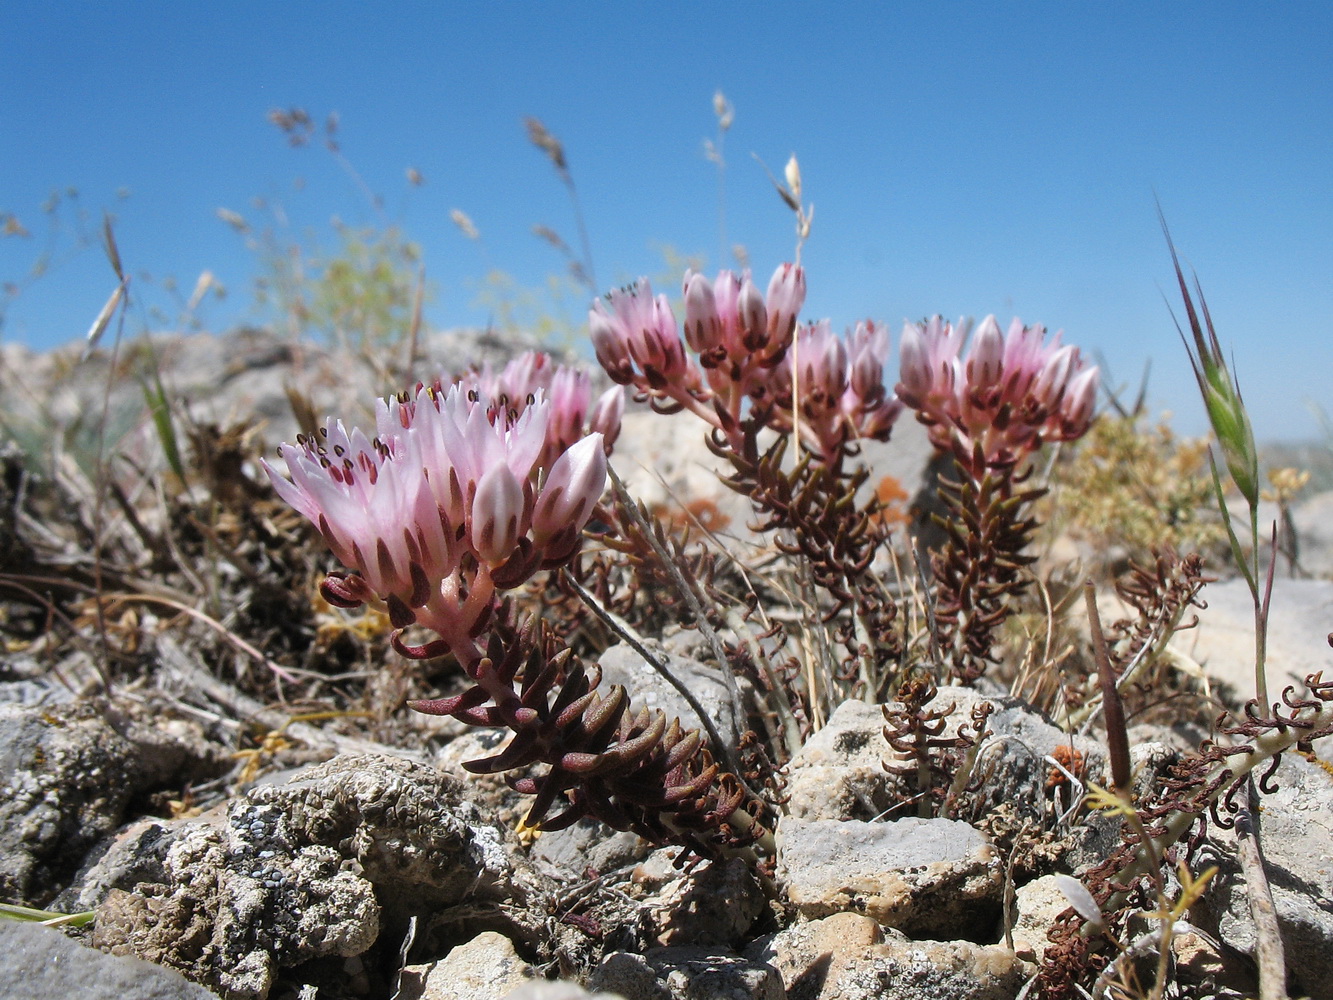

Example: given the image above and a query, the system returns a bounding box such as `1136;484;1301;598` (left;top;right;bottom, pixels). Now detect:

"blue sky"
3;2;1330;439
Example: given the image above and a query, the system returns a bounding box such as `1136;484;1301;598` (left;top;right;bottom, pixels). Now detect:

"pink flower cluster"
768;319;904;463
264;354;619;664
462;351;624;470
591;263;901;465
896;315;1098;472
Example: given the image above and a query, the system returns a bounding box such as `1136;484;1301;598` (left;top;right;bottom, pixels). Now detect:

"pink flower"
263;418;454;610
268;368;611;666
545;367;592;461
471;458;528;566
593;261;822;451
682;270;721;355
765;319;901;464
455;351;624;468
269;376;610;604
840;320;903;442
896;315;967;411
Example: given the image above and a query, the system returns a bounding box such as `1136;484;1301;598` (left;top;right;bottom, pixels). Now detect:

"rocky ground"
2;328;1333;1000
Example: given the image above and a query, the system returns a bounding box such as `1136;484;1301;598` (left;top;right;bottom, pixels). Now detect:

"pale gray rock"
783;693;1103;825
0;699;227;905
243;752;521;912
635;855;767;948
609;408;936;561
1009;874;1074;963
747;911;1033;1000
434;727;534;828
590;948;783;1000
776;815;1001;939
93;809;381;1000
66;816;195;912
1063;741;1184;873
598;640;744;748
781;700;897;821
854;418;938;507
1180;577;1333;704
0;327;561;478
591;954;672;1000
532;818;649;878
611;410;756;541
504;983;629;1000
1199;752;1333;1000
399;931;536;1000
1293;490;1333;578
0;918;222;1000
91;753;549;1000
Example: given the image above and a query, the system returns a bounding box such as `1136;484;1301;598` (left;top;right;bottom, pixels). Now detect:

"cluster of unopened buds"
895;315;1099;475
591;263;901;467
264;352;622;668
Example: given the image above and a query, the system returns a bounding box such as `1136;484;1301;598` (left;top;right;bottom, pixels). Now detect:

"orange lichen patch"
1046;744;1086;791
871;475;910;529
650;497;731;535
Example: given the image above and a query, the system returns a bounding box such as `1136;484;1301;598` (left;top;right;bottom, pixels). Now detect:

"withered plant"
881;672;993;819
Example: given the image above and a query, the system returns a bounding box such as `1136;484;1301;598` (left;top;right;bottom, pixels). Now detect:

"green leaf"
143;374;186;485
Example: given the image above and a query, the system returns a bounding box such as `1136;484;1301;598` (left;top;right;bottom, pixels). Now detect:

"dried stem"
1235;775;1288;1000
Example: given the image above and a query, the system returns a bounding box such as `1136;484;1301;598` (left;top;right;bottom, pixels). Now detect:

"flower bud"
1061;366;1099;436
590;304;631;382
589;386;624;451
471;461;527;566
966;315;1005;391
848;320;890;400
896;322;933;405
1031;345;1076;408
766;263;806;348
532;434;607;547
682;270;721;353
546;368;590;457
737;275;768;348
807;324;847;403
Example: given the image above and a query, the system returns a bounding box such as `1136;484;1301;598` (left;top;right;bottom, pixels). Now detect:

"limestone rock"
0;698;227;905
1293;490;1333;578
611;410;755;541
1009;874;1073;962
748;911;1032;1000
503;983;630;1000
435;728;534;828
90;753;547;1000
781;700;896;822
1200;752;1333;1000
400;931;536;1000
635;854;767;948
0;918;222;1000
777;816;1001;939
93;811;381;1000
243;752;519;913
1181;577;1333;704
590;948;783;1000
598;641;744;749
533;817;649;878
783;693;1102;825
